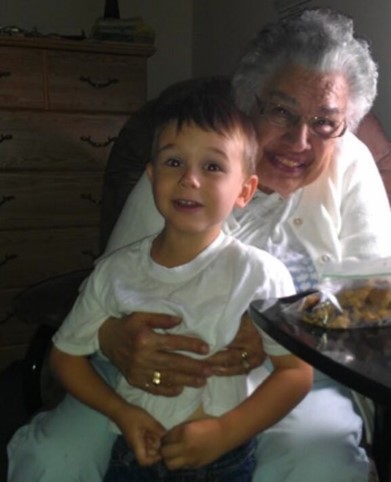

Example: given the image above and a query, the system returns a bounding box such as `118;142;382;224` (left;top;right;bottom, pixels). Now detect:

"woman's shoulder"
336;131;376;168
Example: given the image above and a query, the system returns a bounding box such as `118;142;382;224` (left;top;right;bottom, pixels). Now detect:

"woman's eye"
271;105;291;119
312;118;336;132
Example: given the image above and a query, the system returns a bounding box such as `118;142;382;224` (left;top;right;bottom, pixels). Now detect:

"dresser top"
0;35;156;57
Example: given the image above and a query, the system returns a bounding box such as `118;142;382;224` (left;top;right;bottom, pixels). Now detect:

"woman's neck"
150;227;220;268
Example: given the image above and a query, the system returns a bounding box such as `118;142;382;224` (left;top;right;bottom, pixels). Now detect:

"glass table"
250;294;391;482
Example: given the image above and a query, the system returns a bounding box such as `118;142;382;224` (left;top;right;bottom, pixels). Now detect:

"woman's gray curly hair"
232;8;378;131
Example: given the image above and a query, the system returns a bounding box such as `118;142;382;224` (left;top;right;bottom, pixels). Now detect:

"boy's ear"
146;162;154;183
235;174;258;208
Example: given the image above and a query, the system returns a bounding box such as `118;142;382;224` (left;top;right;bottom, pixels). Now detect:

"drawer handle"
79;76;119;89
0;195;15;207
0;134;13;143
81;193;102;205
0;312;13;325
0;71;11;79
0;253;17;268
80;135;116;148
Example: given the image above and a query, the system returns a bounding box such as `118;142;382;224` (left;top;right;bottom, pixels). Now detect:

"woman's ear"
235;174;259;208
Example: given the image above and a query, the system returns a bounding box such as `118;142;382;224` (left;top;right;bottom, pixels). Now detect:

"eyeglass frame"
255;96;347;140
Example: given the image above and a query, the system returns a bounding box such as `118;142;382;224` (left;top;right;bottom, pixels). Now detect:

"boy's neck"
150;226;221;268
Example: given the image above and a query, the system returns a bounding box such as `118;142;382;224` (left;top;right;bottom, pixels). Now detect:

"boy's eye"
164;157;182;167
204;162;223;172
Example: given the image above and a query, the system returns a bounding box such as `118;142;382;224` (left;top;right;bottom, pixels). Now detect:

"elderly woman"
8;7;391;482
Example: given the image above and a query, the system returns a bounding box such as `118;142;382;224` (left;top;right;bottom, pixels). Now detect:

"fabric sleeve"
52;269;109;355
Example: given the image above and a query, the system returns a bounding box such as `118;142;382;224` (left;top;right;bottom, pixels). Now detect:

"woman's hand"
207;312;266;376
99;312;213;396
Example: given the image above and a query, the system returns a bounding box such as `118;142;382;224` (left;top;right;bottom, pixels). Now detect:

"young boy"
50;84;313;481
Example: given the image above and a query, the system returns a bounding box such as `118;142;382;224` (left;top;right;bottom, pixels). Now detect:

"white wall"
0;0;193;99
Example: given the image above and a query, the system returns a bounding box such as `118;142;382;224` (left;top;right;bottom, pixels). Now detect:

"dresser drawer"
0;46;44;109
0;226;99;290
47;51;146;113
0;289;37;345
0;111;127;170
0;171;104;229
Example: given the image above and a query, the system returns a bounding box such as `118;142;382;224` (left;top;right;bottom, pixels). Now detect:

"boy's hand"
114;405;166;466
161;418;227;470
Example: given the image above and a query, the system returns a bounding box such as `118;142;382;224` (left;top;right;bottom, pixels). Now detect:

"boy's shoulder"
223;234;287;269
95;234;154;268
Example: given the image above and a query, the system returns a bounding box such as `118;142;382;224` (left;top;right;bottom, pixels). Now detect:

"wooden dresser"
0;36;155;370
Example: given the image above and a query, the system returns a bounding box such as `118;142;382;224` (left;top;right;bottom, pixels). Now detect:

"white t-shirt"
53;231;294;430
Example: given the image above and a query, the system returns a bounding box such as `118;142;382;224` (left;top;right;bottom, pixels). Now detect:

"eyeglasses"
255;97;347;140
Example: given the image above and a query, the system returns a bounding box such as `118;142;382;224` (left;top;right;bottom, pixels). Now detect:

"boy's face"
147;120;257;238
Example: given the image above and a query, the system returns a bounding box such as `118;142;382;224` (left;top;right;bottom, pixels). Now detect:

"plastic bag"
285;257;391;329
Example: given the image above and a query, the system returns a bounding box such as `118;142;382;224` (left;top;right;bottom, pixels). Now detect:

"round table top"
250;294;391;405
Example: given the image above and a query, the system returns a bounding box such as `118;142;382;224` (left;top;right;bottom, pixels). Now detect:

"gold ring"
241;351;251;372
152;370;162;386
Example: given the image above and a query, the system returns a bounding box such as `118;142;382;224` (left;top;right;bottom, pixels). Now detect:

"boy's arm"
218;353;313;447
50;346;166;465
50;345;127;421
162;352;313;469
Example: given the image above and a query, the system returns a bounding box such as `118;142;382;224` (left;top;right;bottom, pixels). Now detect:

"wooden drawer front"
0;171;104;229
0;289;37;344
0;288;21;328
0;226;99;290
0;111;127;170
0;47;44;109
47;51;146;113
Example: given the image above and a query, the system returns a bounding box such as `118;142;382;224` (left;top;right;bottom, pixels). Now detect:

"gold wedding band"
241;351;251;372
152;370;162;386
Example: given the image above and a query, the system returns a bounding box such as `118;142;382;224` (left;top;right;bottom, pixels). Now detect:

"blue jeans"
104;436;256;482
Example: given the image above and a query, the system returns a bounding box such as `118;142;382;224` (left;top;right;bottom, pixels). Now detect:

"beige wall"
0;0;193;99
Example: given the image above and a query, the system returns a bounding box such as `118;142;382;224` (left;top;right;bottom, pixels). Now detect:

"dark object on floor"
0;361;28;482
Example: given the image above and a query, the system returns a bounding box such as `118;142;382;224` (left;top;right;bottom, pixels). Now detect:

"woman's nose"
284;121;311;150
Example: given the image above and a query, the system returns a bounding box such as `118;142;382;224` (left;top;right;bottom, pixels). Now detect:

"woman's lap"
7;361;370;482
7;357;118;482
253;372;370;482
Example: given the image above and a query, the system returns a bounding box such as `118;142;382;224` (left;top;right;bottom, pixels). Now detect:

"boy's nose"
179;169;200;188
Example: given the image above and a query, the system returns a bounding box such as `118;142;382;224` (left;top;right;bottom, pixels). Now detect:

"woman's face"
255;64;349;197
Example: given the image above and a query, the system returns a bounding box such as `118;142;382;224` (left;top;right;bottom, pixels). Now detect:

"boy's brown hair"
150;79;258;175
